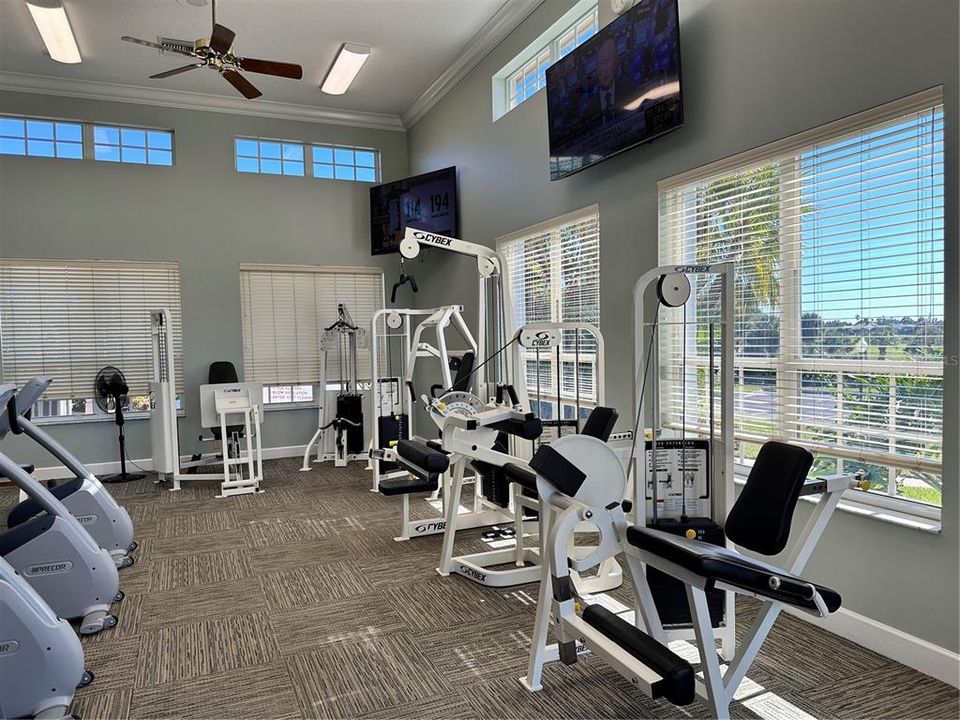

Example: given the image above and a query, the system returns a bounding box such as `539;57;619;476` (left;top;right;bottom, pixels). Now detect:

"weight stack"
377;414;408;472
646;517;726;628
337;394;364;454
472;432;511;508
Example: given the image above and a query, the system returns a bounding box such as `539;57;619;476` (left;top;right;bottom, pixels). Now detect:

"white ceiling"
0;0;533;126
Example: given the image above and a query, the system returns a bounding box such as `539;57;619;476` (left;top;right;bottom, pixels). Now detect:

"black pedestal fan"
95;366;145;483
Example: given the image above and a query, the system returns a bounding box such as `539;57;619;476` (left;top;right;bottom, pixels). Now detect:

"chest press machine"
517;264;867;719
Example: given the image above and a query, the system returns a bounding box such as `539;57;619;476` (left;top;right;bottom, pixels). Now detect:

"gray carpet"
2;458;957;719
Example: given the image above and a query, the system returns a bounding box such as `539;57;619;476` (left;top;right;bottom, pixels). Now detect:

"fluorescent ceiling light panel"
25;0;81;64
321;44;369;95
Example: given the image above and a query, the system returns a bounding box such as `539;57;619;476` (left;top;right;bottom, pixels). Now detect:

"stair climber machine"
1;377;137;569
519;264;869;720
302;303;367;471
0;385;122;636
425;322;622;591
0;555;93;720
369;304;519;541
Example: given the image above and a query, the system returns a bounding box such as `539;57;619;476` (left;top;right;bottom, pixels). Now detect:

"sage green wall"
0;90;408;467
406;0;959;651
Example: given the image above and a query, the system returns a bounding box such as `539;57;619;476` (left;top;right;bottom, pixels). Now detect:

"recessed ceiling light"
24;0;81;64
321;44;370;95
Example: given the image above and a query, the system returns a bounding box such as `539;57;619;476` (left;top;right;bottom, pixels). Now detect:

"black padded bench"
626;526;841;612
378;439;449;496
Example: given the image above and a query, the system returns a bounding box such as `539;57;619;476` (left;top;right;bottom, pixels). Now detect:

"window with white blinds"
658;88;945;509
0;259;184;401
239;264;384;386
498;206;600;424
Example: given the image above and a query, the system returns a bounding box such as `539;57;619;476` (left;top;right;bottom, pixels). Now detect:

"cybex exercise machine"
302;303;367;470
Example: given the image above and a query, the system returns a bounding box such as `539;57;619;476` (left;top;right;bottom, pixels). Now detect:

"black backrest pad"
209;361;239;384
452;351;475;392
529;444;586;497
488;417;543;440
582;406;618;442
725;441;814;556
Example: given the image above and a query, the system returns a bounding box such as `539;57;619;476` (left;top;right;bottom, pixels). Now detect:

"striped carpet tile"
260;560;372;608
138;576;270;631
71;688;133;720
156;509;240;539
151;547;254;592
284;633;451;719
129;661;302;719
135;613;279;688
244;516;335;547
268;592;408;657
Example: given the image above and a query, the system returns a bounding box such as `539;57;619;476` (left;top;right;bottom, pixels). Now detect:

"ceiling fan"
121;0;303;99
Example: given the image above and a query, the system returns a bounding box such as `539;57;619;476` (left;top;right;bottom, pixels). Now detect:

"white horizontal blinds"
659;91;944;501
0;259;183;400
498;207;600;410
239;265;384;386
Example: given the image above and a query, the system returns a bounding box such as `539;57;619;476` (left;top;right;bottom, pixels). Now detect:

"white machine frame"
149;308;265;498
633;263;737;655
302;303;368;470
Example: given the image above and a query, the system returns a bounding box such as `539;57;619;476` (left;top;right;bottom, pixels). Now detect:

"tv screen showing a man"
546;0;682;180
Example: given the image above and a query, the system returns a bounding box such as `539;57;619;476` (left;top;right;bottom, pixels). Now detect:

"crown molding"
0;71;406;132
401;0;544;129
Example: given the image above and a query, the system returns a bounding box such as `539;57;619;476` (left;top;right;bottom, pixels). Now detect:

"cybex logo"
76;514;98;524
530;331;552;347
25;561;73;576
674;264;711;273
413;521;446;534
0;640;20;656
458;565;487;582
413;231;454;246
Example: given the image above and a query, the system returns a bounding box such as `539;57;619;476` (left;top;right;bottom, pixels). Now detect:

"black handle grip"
409;276;418;293
430;383;444;398
405;380;416;401
7;396;21;434
496;385;504;404
391;282;400;304
506;385;520;407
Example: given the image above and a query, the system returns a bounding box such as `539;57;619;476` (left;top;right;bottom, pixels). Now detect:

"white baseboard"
784;605;960;688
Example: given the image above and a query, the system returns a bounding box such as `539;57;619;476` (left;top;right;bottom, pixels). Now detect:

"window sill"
733;475;941;534
32;410;185;426
262;403;319;412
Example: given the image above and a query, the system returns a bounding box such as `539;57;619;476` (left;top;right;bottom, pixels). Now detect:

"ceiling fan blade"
121;36;196;57
222;69;262;99
236;58;303;79
208;23;236;54
150;64;202;79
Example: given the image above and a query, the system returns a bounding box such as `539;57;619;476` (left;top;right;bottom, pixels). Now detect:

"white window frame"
497;205;601;424
492;0;599;120
658;87;946;523
235;136;381;183
0;113;175;166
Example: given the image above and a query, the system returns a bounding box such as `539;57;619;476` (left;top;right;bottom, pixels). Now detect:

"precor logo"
0;640;20;656
25;561;73;576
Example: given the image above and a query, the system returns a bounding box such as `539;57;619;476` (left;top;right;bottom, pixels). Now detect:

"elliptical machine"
2;377;137;569
0;385;121;635
0;555;92;719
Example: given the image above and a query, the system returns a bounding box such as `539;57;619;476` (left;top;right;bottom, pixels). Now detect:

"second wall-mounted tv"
546;0;683;180
370;167;458;255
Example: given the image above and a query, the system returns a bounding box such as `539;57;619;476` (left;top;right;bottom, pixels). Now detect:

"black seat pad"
425;439;449;455
502;463;538;493
0;514;55;556
626;526;841;613
488;417;543;440
379;475;439;496
396;439;449;473
7;477;85;529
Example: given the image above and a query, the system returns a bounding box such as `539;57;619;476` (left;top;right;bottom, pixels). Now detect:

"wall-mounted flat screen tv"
546;0;683;181
370;166;458;255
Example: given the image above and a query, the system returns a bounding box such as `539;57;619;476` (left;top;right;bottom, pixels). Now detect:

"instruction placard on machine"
644;439;710;519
